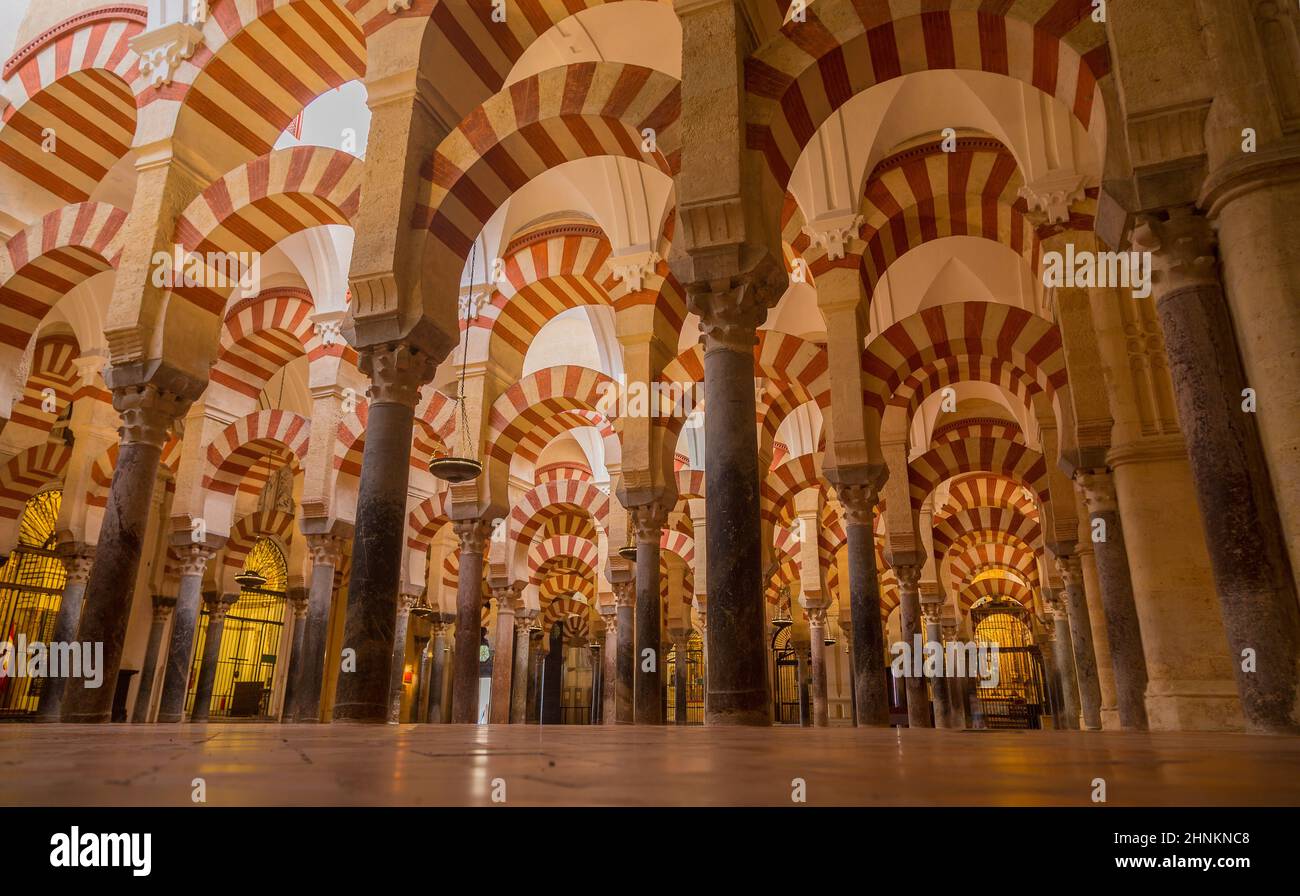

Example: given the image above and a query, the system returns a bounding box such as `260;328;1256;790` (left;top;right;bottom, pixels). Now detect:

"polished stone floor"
3;724;1299;806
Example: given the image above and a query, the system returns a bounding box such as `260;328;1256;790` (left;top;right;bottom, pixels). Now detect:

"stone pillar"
598;604;618;725
689;282;777;726
1076;539;1119;729
62;374;200;722
1045;593;1081;730
34;545;94;721
510;609;535;723
630;502;667;724
292;532;345;722
334;343;437;723
410;631;429;722
541;623;564;724
894;564;930;728
673;632;691;724
941;618;967;729
450;518;490;724
1135;211;1300;733
527;630;545;724
416;633;434;722
190;593;237;723
425;616;453;723
804;605;830;728
131;595;176;723
1056;554;1103;730
489;585;519;724
156;542;218;723
836;482;890;726
920;599;953;729
280;587;309;721
613;580;635;723
1075;470;1149;730
386;592;417;723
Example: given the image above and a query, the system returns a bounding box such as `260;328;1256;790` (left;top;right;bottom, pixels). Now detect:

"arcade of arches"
1;0;1300;788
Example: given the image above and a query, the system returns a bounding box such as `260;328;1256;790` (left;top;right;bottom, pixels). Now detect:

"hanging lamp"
429;241;484;484
617;529;638;563
234;567;267;591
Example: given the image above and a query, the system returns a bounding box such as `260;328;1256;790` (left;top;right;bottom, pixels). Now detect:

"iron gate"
770;623;800;724
0;491;67;719
665;632;705;724
968;598;1049;729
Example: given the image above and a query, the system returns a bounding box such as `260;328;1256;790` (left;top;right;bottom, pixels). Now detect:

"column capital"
800;212;865;268
151;594;177;622
514;608;537;633
686;268;784;354
613;580;636;608
1131;209;1219;298
289;590;310;619
491;584;521;611
174;542;217;578
1055;554;1084;589
1074;468;1119;515
629;501;670;542
110;378;198;449
56;544;95;585
893;563;923;593
305;532;347;568
205;591;238;620
827;466;887;526
804;604;829;627
397;591;419;616
359;341;439;408
453;518;492;555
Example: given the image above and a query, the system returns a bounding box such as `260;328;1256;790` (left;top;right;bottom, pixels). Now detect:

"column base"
1100;708;1122;731
1146;680;1244;732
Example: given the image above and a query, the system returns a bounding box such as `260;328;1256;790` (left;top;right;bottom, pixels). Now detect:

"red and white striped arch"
938;472;1040;520
960;575;1035;610
930;418;1025;450
659;529;694;568
933;504;1042;559
335;396;454;481
528;534;599;582
201;409;310;497
539;571;595;604
223;508;295;570
1;7;143;204
416;62;680;263
0;443;71;522
862;302;1068;428
948;541;1039;589
85;437;180;509
761;452;821;528
165;0;365;167
406;489;451;552
511;478;609;547
908;433;1048;512
8;333;81;432
484;365;617;474
745;3;1108;185
0;202;125;351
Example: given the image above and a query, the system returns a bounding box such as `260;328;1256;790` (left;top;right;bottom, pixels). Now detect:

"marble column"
598;604;618;725
292;532;344;723
1056;554;1103;731
510;610;535;723
941;618;967;729
1074;470;1149;730
190;593;237;723
386;592;417;723
920;600;954;729
334;343;437;723
416;633;434;723
541;623;564;724
489;586;519;724
895;564;930;728
450;519;490;724
674;632;691;724
805;606;830;728
35;545;94;721
613;580;635;723
410;632;429;722
424;616;453;723
131;595;176;723
527;630;545;724
1045;593;1081;730
1076;540;1119;729
630;502;667;725
1135;211;1300;733
690;282;777;726
280;587;309;722
63;374;199;722
156;542;218;723
835;481;890;726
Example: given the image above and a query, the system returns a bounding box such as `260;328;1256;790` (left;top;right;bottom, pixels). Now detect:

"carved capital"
397;592;419;616
57;544;95;585
835;481;881;527
359;341;438;408
514;608;537;633
1055;554;1084;590
629;501;669;543
152;594;177;622
687;270;783;354
205;591;238;620
289;591;309;619
893;563;923;593
130;22;204;89
491;584;521;612
112;380;194;449
453;518;492;556
800;213;864;263
1131;210;1220;299
613;580;635;608
1075;468;1118;515
1018;170;1089;225
175;543;217;578
306;533;346;569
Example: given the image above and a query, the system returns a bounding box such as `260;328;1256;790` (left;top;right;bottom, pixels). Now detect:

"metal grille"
0;490;67;719
665;632;705;724
559;643;594;724
770;623;800;724
968;599;1049;730
185;538;287;720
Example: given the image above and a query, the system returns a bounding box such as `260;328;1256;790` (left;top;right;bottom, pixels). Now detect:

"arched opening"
969;597;1050;730
0;489;66;717
665;631;704;725
185;538;289;720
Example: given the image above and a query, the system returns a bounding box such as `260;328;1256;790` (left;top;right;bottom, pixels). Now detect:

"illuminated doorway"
968;597;1050;729
0;490;67;718
185;538;288;719
665;631;704;724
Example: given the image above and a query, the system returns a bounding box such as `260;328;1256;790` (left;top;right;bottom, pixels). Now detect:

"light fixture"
429;241;484;484
234;568;267;591
771;585;793;629
823;636;837;647
617;530;637;562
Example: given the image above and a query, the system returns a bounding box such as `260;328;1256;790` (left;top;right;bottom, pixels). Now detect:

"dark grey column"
424;616;453;723
630;503;667;725
691;284;775;726
410;631;429;722
804;607;830;727
1046;593;1081;730
941;620;967;728
35;544;94;721
293;531;344;722
541;623;563;724
674;634;690;724
156;542;219;723
598;606;618;724
833;479;890;726
450;519;489;723
1135;211;1300;733
510;610;534;723
63;373;200;722
895;564;931;728
190;593;237;723
526;630;544;724
334;344;436;723
1057;553;1103;730
131;595;176;723
1074;470;1149;730
613;580;635;723
280;586;309;721
921;602;953;729
795;641;811;727
386;592;417;723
